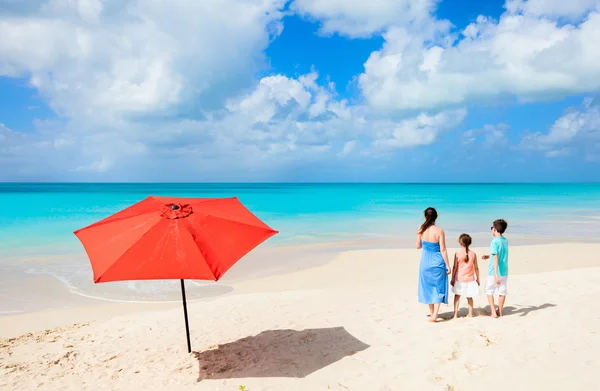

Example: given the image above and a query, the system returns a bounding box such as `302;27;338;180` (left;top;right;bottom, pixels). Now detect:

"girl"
450;233;480;318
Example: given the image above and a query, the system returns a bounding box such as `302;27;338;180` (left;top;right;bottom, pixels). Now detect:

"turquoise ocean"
2;183;600;313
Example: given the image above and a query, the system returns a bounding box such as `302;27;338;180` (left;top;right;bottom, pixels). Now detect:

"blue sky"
0;0;599;182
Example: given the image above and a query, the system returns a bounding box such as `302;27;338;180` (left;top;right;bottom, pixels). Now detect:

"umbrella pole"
180;279;191;353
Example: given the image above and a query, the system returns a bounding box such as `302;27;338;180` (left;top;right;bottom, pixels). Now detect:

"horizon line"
1;181;600;185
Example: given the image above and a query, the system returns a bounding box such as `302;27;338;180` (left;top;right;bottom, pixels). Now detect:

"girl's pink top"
456;250;476;282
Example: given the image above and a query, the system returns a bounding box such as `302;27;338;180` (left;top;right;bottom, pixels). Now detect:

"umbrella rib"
155;196;274;231
75;209;160;234
93;216;165;282
95;218;219;282
192;212;278;232
83;197;277;283
148;197;274;231
149;196;233;205
185;215;277;280
181;219;218;281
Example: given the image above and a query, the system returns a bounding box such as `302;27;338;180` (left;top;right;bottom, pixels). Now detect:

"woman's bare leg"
467;298;474;317
429;303;441;322
428;304;434;317
453;295;460;319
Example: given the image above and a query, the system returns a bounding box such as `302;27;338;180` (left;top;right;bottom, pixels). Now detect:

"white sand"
1;243;599;391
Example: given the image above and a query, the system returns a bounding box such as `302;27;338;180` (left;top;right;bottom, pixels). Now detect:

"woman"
416;207;451;322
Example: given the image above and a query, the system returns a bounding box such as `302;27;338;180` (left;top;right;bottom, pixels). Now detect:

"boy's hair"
493;219;508;234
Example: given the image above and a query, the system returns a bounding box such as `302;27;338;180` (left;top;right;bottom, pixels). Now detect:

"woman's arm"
474;254;480;285
416;232;422;249
439;230;451;274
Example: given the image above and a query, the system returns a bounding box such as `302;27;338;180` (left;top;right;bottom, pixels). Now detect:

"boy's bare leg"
453;295;460;318
487;295;498;318
498;295;506;317
467;298;474;317
429;303;441;322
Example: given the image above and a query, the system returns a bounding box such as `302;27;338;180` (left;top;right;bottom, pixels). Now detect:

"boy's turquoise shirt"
488;236;509;277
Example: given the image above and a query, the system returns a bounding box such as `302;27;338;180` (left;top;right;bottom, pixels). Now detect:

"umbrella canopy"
75;196;278;282
74;196;278;352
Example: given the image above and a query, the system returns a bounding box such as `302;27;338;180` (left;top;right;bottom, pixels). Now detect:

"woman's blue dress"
418;240;449;304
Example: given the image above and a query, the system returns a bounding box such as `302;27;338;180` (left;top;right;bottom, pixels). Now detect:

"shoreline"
4;222;600;260
3;238;600;316
2;241;600;332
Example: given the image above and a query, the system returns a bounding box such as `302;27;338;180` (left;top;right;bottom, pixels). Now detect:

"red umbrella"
74;196;278;352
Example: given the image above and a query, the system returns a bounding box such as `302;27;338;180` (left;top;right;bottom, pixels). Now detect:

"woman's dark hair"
418;207;438;234
459;233;472;263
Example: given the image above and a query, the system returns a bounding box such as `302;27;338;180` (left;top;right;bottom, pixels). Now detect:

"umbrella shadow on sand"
192;327;369;381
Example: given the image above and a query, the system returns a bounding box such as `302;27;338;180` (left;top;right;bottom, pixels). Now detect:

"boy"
482;219;508;318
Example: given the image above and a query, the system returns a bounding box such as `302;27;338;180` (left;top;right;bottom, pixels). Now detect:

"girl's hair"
418;207;438;234
459;233;472;263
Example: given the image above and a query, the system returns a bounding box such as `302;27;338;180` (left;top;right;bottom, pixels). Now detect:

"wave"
23;267;235;304
0;310;25;315
63;285;235;305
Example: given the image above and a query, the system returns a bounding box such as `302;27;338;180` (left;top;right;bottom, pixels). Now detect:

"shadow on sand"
500;303;557;317
192;327;369;381
437;303;557;319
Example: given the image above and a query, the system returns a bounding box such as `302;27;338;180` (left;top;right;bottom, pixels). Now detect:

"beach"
2;183;600;390
2;243;599;390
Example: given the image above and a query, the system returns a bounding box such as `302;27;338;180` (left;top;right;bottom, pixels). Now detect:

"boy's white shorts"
485;275;508;296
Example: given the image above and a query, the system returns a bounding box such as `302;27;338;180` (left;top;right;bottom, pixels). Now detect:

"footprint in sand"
448;345;460;361
477;331;494;347
433;375;459;391
464;361;487;373
439;341;461;363
435;341;461;365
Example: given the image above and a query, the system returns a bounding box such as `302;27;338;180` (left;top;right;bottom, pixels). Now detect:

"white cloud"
0;0;286;120
371;109;467;151
341;140;359;155
520;97;600;156
291;1;600;112
74;157;111;172
226;74;313;123
0;122;73;179
545;148;572;157
463;123;510;147
358;1;600;111
6;0;599;180
0;123;28;157
505;0;599;20
220;71;466;158
0;70;466;180
53;138;75;149
291;0;437;38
